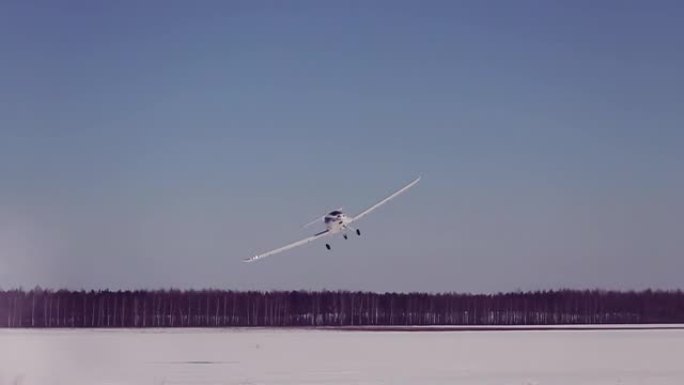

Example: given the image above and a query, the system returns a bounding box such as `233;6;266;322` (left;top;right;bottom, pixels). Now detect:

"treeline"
1;289;683;328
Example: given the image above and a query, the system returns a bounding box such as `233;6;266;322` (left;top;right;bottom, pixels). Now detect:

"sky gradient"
1;1;683;292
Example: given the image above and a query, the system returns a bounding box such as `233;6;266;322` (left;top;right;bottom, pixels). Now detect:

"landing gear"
325;243;331;250
356;229;361;236
343;234;348;240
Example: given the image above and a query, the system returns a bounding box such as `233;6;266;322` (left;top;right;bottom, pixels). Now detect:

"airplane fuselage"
324;210;351;233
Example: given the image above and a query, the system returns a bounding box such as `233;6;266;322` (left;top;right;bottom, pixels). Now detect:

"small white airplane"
245;176;421;262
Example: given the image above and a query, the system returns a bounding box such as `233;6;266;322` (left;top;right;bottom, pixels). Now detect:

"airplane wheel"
356;229;361;236
325;244;331;250
343;234;348;240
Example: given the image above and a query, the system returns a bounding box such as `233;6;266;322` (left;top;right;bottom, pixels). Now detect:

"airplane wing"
351;176;421;223
245;230;330;262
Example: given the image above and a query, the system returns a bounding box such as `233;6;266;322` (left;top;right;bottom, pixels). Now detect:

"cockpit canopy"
328;210;343;216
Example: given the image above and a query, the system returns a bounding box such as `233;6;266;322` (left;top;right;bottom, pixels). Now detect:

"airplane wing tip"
244;255;259;263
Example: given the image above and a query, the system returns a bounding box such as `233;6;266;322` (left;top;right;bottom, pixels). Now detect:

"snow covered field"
2;327;684;385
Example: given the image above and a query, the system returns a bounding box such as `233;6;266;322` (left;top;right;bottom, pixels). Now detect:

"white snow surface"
2;327;684;385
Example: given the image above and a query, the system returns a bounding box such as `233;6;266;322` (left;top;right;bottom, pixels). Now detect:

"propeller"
302;207;343;228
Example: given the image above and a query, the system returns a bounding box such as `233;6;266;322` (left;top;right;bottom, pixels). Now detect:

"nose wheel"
343;234;348;240
325;243;331;250
356;229;361;236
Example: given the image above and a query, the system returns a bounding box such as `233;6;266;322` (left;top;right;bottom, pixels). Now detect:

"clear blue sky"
1;1;683;292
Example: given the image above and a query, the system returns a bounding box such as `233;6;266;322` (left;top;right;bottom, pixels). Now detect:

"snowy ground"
2;327;684;385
